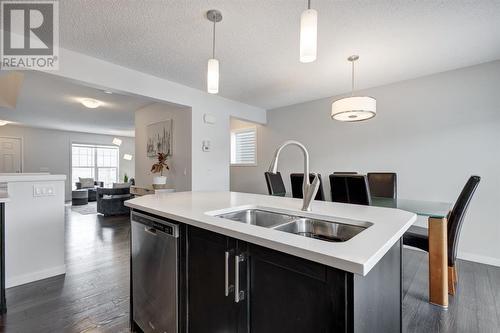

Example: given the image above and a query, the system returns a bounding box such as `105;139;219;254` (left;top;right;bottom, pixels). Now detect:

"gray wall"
230;117;266;191
230;60;500;266
135;103;192;191
0;124;135;201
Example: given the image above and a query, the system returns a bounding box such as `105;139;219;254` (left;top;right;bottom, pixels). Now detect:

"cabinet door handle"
225;251;230;296
234;254;245;303
144;227;157;236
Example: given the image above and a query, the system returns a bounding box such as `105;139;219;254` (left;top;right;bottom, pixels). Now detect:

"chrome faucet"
268;140;320;211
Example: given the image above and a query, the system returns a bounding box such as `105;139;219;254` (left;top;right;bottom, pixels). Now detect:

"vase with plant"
151;152;169;185
124;173;129;183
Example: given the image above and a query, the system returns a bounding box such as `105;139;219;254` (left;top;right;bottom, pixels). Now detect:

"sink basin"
273;218;365;242
216;209;367;242
216;209;295;228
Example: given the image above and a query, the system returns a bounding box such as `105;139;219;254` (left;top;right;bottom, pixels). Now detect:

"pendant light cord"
212;20;216;59
351;59;355;96
307;0;311;10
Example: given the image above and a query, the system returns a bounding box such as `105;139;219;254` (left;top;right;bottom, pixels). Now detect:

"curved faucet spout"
268;140;319;211
268;140;310;184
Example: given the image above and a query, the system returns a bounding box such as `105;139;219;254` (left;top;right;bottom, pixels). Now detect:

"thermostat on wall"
203;113;216;124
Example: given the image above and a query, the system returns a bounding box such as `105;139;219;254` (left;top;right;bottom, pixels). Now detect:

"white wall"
230;60;500;266
0;124;135;200
46;47;266;192
4;176;66;287
135;103;192;191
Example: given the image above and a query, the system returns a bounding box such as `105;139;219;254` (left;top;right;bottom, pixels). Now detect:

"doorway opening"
0;137;22;173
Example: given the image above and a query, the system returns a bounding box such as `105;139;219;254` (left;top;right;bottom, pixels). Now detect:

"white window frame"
230;126;257;167
71;142;120;188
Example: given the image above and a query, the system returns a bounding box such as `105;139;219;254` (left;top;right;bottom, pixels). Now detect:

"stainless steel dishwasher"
131;211;179;333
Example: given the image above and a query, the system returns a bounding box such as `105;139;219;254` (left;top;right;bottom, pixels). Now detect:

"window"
72;143;119;188
231;127;257;165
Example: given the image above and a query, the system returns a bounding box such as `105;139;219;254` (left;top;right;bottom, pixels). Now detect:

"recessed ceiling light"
0;120;9;126
113;138;122;146
80;98;102;109
103;90;113;94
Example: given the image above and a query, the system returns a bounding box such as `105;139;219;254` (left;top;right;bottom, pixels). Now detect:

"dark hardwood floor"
403;250;500;332
0;205;130;333
1;205;499;332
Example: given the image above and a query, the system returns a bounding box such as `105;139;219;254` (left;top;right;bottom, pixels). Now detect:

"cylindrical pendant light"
300;0;318;63
207;58;219;94
207;10;222;94
331;55;376;122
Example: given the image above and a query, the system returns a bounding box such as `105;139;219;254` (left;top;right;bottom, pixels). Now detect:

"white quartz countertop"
0;174;66;182
125;191;416;276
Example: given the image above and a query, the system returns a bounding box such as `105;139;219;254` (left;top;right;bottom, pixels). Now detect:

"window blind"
232;128;256;165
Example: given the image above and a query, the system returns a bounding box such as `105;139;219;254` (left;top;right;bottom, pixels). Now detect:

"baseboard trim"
405;246;500;268
457;252;500;267
6;265;66;288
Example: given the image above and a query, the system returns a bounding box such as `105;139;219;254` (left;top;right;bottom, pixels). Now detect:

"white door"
0;137;22;173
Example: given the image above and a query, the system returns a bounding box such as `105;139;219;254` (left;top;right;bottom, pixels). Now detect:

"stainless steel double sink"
215;209;367;243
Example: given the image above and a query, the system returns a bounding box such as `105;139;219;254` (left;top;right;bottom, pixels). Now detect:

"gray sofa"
96;187;131;216
75;181;104;202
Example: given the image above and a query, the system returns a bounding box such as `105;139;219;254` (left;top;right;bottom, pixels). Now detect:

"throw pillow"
79;178;95;188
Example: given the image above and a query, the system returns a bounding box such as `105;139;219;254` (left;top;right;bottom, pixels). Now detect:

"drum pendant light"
331;55;376;122
206;10;222;94
300;0;318;63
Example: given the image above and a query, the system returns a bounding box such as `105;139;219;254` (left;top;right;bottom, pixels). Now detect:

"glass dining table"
371;196;453;308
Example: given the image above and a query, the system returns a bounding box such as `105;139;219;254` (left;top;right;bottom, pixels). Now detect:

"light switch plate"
33;184;56;197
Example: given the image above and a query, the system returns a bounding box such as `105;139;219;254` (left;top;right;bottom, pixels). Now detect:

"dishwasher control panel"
131;211;179;237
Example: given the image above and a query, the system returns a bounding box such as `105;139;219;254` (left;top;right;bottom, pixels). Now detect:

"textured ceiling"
0;71;152;137
60;0;500;109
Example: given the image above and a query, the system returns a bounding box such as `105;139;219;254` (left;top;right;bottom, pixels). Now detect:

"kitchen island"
125;191;416;333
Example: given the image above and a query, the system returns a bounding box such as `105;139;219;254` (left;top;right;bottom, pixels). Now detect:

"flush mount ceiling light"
331;55;376;122
300;0;318;63
80;98;102;109
206;9;222;94
112;138;122;146
123;154;133;161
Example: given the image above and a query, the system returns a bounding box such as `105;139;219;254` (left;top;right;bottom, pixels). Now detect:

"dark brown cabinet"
187;226;248;333
186;226;401;333
248;244;347;333
0;203;5;314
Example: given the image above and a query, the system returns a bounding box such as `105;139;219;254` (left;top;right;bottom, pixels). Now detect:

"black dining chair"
367;172;397;199
329;174;371;205
290;173;325;201
403;175;480;295
264;172;286;197
333;172;358;174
